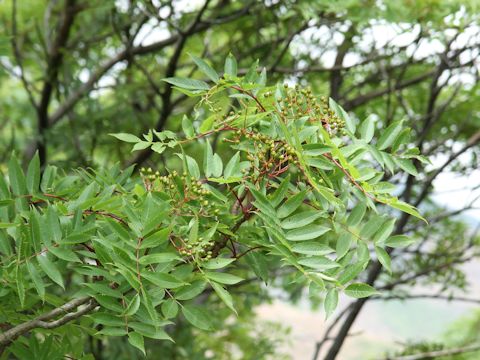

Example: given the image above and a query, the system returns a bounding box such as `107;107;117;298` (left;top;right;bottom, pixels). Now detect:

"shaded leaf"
182;305;213;330
211;281;236;314
26;152;40;194
37;255;64;289
161;298;179;319
163;77;209;90
190;54;219;82
324;288;338;319
110;133;141;143
224;53;237;77
377;121;403;150
375;246;391;274
128;332;145;356
277;190;307;218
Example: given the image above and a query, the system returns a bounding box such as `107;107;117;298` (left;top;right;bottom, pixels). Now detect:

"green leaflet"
182;305;213;330
211;281;236;314
359;115;376;143
182;115;195;138
123;294;141;316
224;152;241;179
324;288;339;319
37;255;64;289
8;154;27;198
377;121;403;150
298;256;340;271
128;332;145;356
190;54;220;83
141;272;184;289
280;211;324;229
277;190;307;219
109;133;141;143
291;242;334;256
385;235;416;248
161;298;179;319
375;246;392;274
202;258;236;270
344;283;379;298
162;77;210;90
175;280;207;301
285;225;331;241
129;322;173;341
205;272;243;285
388;199;427;222
26;152;40;194
224;53;237;77
373;218;396;244
329;97;356;134
336;233;352;259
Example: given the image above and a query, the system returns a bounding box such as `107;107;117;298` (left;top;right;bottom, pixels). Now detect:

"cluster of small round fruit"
229;128;300;179
278;84;346;135
318;96;347;135
177;236;214;260
139;167;219;216
140;167;219;261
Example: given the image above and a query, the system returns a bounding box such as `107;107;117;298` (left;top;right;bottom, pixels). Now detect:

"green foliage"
0;56;424;358
2;1;478;357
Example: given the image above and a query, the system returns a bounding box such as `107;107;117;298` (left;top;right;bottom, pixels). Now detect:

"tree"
0;55;424;357
0;1;479;359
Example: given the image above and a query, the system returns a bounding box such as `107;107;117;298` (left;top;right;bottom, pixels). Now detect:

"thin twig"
380;343;480;360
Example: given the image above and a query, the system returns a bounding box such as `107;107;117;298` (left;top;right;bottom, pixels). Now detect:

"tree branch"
0;296;97;349
381;343;480;360
343;70;435;110
48;2;255;127
10;0;38;111
372;293;480;305
36;0;78;165
126;0;214;167
329;25;355;100
413;130;480;208
312;304;353;360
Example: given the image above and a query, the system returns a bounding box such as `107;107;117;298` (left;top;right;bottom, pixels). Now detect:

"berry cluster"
140;167;218;215
280;84;346;135
140;167;220;261
178;236;214;260
229;128;298;181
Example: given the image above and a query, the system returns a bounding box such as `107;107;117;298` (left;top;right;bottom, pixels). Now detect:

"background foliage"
0;0;479;359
